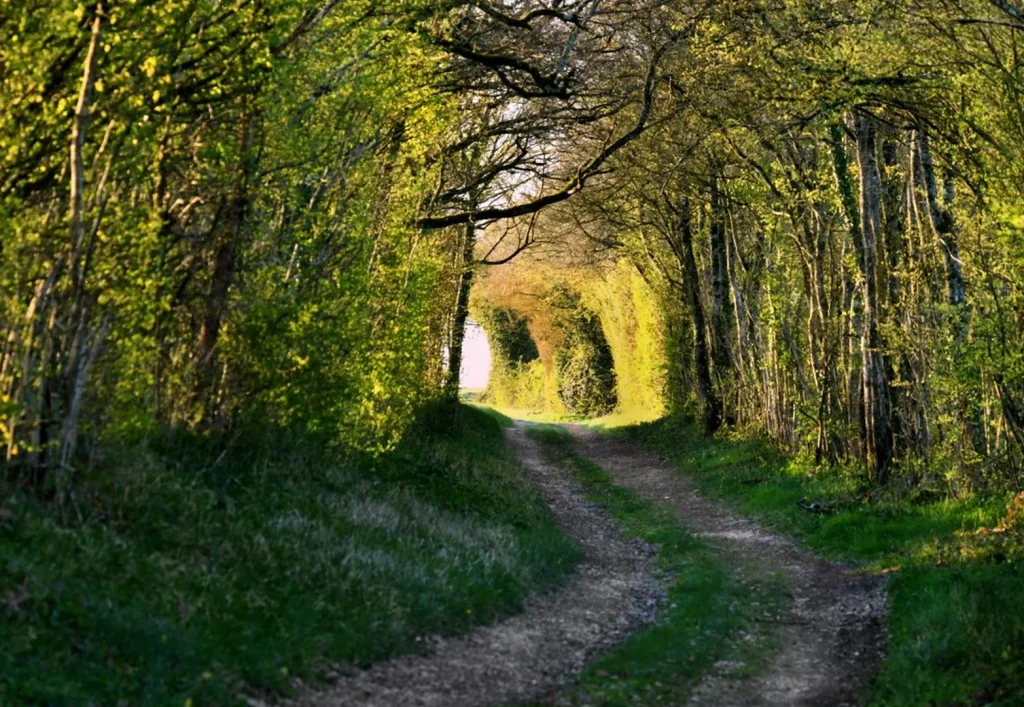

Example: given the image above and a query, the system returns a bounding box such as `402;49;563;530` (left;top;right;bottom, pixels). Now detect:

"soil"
291;421;888;707
288;422;662;707
566;424;888;707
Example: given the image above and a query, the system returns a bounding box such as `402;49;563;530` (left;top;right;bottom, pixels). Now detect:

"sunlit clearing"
461;321;491;390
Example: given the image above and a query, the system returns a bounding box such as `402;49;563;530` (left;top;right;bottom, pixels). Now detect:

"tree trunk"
831;122;862;458
880;130;907;460
709;173;735;379
194;106;256;415
445;221;476;403
195;230;239;371
855;113;894;484
811;202;842;464
68;4;103;278
915;131;967;308
51;1;104;482
914;131;986;454
679;196;722;435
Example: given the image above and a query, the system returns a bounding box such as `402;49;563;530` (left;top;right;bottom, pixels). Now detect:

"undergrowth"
523;425;782;706
624;415;1024;707
0;404;580;706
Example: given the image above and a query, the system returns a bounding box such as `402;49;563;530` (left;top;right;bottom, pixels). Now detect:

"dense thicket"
7;0;1024;496
0;0;658;498
475;284;619;415
473;0;1024;492
2;1;460;492
626;0;1024;491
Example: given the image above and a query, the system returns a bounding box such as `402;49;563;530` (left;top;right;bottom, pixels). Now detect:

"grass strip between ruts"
520;424;784;707
621;415;1024;707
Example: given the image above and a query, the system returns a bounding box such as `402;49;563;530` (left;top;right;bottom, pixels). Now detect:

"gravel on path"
567;424;888;707
291;422;661;707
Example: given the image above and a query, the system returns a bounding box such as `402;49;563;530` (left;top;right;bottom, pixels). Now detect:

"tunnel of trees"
475;288;618;416
8;2;1024;705
6;0;1024;498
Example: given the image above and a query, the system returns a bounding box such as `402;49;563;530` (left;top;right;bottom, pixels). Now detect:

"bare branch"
417;42;669;230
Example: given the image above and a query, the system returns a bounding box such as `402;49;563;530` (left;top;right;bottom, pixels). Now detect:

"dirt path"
291;422;661;707
567;424;888;707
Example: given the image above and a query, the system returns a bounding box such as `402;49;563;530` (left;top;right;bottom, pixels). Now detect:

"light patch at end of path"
460;321;491;391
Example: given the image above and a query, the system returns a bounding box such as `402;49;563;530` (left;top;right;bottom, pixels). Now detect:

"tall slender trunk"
914;131;986;454
68;4;103;278
726;218;749;421
880;137;905;310
880;131;907;460
445;221;476;402
812;202;841;463
915;131;967;308
195;229;239;371
194;105;256;415
679;196;722;435
52;2;105;483
903;140;934;453
709;173;735;379
831;122;862;455
855;113;894;484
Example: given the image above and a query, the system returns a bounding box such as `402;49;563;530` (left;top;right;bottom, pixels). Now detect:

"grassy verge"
522;425;783;706
624;415;1024;707
469;403;517;427
0;404;580;706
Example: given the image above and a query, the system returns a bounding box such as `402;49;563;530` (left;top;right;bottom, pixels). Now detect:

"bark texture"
855;113;894;484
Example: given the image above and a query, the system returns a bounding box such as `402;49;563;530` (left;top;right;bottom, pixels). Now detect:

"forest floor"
561;425;887;706
291;422;662;707
0;406;582;706
7;406;1019;706
624;417;1024;706
310;420;888;707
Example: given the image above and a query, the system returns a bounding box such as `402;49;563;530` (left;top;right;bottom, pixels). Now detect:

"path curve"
567;425;888;707
291;422;661;707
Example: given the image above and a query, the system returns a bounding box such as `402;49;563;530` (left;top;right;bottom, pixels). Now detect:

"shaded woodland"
5;0;1024;506
6;2;1024;705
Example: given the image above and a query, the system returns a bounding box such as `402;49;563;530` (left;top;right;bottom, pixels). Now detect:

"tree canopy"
5;0;1024;495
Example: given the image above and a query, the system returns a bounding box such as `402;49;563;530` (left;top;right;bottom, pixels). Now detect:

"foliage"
0;405;580;706
0;0;471;488
7;0;1024;701
579;260;668;420
476;307;539;367
474;256;665;418
474;305;551;410
553;293;617;417
481;359;553;413
469;0;1024;495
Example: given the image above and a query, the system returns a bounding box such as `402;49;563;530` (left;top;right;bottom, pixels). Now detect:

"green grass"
478;404;659;430
521;425;783;706
493;407;588;423
469;403;516;428
624;415;1024;707
0;404;581;706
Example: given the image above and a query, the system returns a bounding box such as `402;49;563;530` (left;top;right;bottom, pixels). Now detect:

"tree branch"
469;1;582;29
417;43;667;230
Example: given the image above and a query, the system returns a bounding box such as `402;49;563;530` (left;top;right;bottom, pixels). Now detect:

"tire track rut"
567;424;888;707
292;422;660;707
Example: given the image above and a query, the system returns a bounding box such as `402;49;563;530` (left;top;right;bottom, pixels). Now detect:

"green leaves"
0;0;460;461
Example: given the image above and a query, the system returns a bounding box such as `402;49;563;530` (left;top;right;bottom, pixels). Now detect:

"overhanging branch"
417;44;667;230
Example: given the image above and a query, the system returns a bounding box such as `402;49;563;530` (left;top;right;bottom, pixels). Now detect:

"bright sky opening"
460;321;491;390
